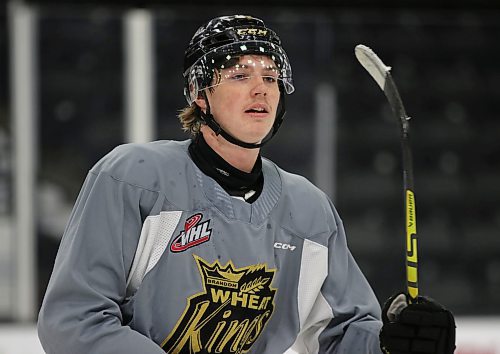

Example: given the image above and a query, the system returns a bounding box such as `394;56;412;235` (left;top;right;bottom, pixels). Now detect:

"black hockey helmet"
182;15;294;149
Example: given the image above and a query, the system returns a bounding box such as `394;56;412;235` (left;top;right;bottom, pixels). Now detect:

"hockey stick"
354;44;418;303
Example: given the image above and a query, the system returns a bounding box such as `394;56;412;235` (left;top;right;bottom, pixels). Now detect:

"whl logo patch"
161;255;277;353
170;213;212;253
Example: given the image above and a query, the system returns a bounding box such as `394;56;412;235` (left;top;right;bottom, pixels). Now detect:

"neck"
200;126;260;173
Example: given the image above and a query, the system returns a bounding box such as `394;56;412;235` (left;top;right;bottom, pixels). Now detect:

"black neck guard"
188;134;263;202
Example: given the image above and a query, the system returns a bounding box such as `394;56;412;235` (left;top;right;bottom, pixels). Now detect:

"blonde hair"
178;104;202;136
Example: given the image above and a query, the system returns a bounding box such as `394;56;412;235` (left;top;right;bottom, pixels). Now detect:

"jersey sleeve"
317;205;384;353
37;169;166;354
286;199;384;354
319;206;382;354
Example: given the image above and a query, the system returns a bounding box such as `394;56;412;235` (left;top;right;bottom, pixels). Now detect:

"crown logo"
197;257;246;289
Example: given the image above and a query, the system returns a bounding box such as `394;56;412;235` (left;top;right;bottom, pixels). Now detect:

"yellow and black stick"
354;44;419;302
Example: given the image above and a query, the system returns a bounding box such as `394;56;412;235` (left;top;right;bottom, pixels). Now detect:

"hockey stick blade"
354;44;391;91
355;45;411;134
355;44;419;302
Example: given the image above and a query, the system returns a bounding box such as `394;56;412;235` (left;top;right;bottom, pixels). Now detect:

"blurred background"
1;0;499;352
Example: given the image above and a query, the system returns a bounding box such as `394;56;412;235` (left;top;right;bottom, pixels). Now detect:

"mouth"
244;104;270;117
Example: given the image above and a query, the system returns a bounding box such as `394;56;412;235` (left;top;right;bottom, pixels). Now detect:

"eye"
229;73;249;81
263;75;278;83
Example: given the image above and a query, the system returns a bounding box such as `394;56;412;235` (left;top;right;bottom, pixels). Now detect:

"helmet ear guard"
185;75;198;105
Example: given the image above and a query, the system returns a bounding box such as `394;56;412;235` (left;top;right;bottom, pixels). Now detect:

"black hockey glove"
379;293;456;354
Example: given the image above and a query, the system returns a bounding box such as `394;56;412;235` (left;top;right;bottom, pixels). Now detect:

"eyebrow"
230;63;279;74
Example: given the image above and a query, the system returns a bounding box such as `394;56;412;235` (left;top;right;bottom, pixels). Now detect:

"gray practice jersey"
38;140;384;354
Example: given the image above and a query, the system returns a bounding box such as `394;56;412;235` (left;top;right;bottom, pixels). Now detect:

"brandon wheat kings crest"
161;255;277;353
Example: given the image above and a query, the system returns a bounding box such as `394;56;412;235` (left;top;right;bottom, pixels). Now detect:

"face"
195;55;281;144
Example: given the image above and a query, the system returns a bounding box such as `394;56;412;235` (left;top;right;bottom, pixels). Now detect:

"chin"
245;132;271;144
230;126;273;145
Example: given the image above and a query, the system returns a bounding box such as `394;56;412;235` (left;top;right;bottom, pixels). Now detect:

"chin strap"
199;89;286;149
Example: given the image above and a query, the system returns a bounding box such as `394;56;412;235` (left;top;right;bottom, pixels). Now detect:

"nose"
249;76;267;96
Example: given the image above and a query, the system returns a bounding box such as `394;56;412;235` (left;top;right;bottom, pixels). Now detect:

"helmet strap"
198;90;286;150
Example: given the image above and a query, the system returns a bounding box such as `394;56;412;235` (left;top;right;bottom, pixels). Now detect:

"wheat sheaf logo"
161;255;277;354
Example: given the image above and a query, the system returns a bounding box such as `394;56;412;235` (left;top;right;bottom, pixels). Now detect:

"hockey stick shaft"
354;45;419;302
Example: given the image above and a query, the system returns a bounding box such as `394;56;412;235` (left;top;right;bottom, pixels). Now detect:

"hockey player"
38;15;455;354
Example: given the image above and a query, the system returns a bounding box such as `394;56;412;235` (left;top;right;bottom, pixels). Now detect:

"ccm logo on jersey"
274;242;296;251
170;213;212;253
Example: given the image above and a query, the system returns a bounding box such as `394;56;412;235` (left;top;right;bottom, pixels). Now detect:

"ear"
195;95;207;112
195;97;206;110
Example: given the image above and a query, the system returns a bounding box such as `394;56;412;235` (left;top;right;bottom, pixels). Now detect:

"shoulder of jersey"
90;140;191;191
269;161;338;238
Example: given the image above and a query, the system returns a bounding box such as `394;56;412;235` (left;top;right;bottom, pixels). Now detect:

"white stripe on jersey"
126;211;182;296
285;238;333;354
